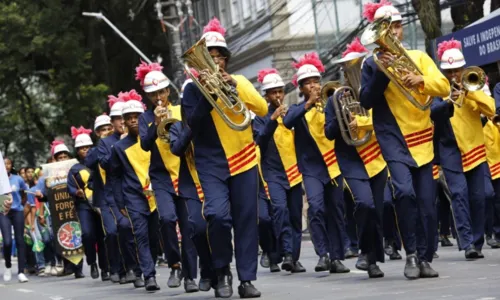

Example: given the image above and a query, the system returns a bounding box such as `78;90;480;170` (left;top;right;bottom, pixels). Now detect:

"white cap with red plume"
202;17;228;49
292;52;325;87
257;68;285;92
94;114;112;131
135;61;170;93
108;94;126;117
121;89;146;115
51;140;70;156
363;0;401;23
437;39;466;70
71;126;93;148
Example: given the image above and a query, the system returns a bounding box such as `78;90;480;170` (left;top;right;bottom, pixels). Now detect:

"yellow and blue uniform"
253;106;304;264
324;100;387;264
110;133;159;280
85;143;122;275
431;90;495;251
182;74;267;281
98;132;141;277
360;50;449;263
67;162;105;273
283;102;346;261
139;106;184;269
483;119;500;240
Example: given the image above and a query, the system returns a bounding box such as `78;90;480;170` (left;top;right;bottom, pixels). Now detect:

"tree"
411;0;443;55
451;0;486;32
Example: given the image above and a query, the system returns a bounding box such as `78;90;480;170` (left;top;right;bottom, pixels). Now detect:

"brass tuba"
331;52;373;147
448;66;486;107
360;17;432;111
156;101;180;143
182;38;251;131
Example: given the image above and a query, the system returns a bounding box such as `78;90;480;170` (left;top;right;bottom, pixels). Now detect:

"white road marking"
50;296;65;300
441;295;453;298
477;277;487;280
16;288;34;293
349;270;366;274
475;298;496;300
488;264;498;267
440;276;451;279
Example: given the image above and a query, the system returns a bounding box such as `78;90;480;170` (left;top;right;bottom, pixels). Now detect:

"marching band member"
253;68;305;273
325;38;387;278
109;96;160;292
283;52;349;274
67;126;108;280
483;116;500;247
431;39;495;259
182;17;267;298
360;0;449;278
84;114;121;282
135;62;193;290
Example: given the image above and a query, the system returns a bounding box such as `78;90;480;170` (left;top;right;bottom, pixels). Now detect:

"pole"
82;12;180;96
311;0;320;53
332;0;341;37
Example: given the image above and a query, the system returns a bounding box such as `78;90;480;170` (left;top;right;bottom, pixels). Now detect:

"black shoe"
314;255;330;272
238;281;261;298
487;237;500;249
345;248;358;259
215;269;233;298
75;271;85;279
184;278;199;293
125;269;136;283
384;240;394;256
281;254;294;272
110;273;120;283
419;261;438;278
291;261;306;273
367;264;384;278
404;254;420;279
90;263;99;279
433;252;439;259
134;277;145;288
101;271;110;281
390;249;402;260
270;264;281;273
199;277;212;292
355;254;368;271
260;253;270;268
477;250;485;259
441;236;453;247
465;246;479;259
330;260;350;273
145;277;160;292
168;267;182;288
119;274;128;284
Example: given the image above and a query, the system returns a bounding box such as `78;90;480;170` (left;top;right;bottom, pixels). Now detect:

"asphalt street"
0;239;499;300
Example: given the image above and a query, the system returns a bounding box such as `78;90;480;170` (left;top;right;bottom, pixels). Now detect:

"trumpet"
277;99;288;117
183;38;251;131
448;66;486;107
156;101;180;143
360;17;432;111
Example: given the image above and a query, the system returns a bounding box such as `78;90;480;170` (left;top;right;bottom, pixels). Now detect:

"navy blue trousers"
303;175;345;260
345;168;387;263
76;207;108;271
443;162;486;251
110;205;141;276
258;193;276;257
200;166;259;281
383;178;402;250
268;182;303;261
485;172;500;238
185;198;214;279
100;206;122;274
155;188;183;268
388;162;436;263
176;198;198;279
127;209;159;280
344;188;359;252
0;210;25;273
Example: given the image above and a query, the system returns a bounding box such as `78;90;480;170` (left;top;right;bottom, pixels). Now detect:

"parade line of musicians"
2;1;500;298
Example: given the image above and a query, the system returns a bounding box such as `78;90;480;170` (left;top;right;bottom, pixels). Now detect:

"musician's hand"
120;209;128;217
402;73;424;89
348;118;358;133
35;191;43;198
221;71;237;87
199;69;210;86
154;106;166;126
271;106;286;121
76;189;84;198
305;87;321;110
450;90;461;101
378;52;394;68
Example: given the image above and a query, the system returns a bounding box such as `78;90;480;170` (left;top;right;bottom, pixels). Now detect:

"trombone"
360;17;432;111
448;66;486;107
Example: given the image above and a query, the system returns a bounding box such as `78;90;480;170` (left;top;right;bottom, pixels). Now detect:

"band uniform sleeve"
359;57;390;109
418;52;450;99
182;82;214;135
464;90;496;118
430;97;454;122
234;75;268;117
97;139;112;172
109;147;123;209
84;146;99;169
283;102;308;130
494;83;500;115
324;96;341;141
139;113;157;152
169;122;193;157
67;169;78;197
253;115;278;153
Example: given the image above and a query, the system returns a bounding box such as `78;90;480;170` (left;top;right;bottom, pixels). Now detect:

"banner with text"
42;159;83;265
435;14;500;67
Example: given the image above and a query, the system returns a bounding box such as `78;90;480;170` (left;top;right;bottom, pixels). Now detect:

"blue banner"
434;14;500;67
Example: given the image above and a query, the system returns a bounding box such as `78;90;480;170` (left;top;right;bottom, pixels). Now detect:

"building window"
242;0;251;19
230;0;240;26
255;0;265;11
